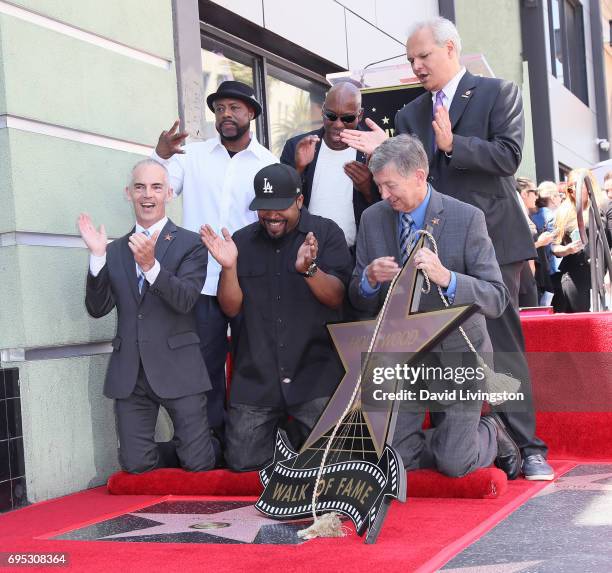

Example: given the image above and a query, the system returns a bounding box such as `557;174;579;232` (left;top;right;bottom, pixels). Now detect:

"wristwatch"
301;260;318;278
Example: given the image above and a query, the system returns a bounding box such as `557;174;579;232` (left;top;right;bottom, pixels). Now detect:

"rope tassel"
297;512;346;540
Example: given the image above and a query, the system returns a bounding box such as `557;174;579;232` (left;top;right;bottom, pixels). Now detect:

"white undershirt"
308;140;357;246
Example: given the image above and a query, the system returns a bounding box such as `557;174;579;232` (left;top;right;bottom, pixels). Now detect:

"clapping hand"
156;120;188;160
432;106;453;153
77;213;107;257
200;225;238;269
294;135;319;174
344;161;374;200
296;232;318;273
129;231;159;272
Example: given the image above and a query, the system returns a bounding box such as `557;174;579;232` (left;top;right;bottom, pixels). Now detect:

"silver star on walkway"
100;504;307;543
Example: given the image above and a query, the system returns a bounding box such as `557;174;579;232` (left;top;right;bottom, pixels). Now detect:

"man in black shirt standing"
200;163;352;471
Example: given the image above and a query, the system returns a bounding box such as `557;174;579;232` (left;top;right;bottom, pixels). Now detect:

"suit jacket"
349;189;508;354
394;71;536;267
280;126;380;227
85;219;211;400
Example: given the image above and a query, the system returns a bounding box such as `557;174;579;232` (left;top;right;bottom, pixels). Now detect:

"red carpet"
522;312;612;460
108;466;508;499
0;462;574;573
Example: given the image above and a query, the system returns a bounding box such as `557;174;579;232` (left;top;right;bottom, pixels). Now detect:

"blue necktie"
137;229;150;294
399;213;415;265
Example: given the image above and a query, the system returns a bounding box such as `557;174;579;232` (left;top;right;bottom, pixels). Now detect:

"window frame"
200;22;329;149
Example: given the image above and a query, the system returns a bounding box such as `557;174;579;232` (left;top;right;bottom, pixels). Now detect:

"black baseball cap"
249;164;302;211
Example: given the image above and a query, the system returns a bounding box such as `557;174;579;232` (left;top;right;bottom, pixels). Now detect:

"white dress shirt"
152;133;278;295
89;217;168;285
431;67;467;110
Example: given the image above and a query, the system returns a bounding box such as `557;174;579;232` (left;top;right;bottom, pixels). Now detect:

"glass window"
266;64;326;157
547;0;588;105
201;38;256;140
549;0;564;81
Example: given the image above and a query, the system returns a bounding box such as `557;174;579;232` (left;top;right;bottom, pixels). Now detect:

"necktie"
432;89;445;154
137;229;151;294
399;213;415;265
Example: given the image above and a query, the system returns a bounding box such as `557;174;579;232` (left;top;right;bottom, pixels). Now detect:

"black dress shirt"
229;208;352;407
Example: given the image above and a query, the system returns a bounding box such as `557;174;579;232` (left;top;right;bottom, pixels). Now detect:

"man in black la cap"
200;163;352;471
151;81;277;452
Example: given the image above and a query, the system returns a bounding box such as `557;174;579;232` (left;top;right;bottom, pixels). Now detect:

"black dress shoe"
485;413;522;480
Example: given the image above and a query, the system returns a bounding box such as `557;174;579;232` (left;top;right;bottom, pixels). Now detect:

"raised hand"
155;120;188;160
77;213;107;257
366;256;400;287
344;161;374;200
296;232;318;273
128;230;159;272
432;106;453;153
200;225;238;269
295;135;319;173
340;118;388;154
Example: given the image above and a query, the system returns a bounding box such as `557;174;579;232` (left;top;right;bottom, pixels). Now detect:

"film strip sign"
256;430;406;543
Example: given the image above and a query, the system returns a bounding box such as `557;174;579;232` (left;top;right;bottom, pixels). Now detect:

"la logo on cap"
263;177;273;194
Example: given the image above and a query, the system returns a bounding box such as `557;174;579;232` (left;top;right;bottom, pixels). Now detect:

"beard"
217;120;250;142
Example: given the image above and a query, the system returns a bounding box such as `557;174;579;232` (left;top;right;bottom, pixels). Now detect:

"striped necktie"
432;89;445;154
137;229;150;294
399;213;415;266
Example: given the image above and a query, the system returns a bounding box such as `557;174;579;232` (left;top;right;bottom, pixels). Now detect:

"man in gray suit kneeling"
78;159;215;474
350;134;521;479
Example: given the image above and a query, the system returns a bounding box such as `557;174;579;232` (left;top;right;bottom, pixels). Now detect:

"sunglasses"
322;110;359;124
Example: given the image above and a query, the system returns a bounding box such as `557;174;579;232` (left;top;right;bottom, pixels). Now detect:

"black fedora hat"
206;80;262;118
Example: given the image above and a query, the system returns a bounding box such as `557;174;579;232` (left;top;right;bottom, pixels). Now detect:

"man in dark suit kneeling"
350;135;521;479
78;159;215;473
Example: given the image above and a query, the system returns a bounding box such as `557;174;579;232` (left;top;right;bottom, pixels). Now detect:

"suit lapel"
120;229;140;303
413;95;434;164
423;188;446;248
449;72;478;130
380;202;400;262
155;219;177;265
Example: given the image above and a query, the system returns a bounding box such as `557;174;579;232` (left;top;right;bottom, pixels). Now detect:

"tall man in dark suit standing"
342;17;551;480
280;81;380;250
78;159;215;473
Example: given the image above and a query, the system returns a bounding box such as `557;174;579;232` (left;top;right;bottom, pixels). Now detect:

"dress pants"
114;363;215;473
195;295;233;438
392;400;497;477
225;397;329;472
486;261;548;458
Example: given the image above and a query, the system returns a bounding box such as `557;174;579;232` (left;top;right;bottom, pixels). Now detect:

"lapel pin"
164;233;173;241
431;218;440;225
461;90;471;98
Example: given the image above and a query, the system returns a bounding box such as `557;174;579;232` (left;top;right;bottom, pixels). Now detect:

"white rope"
306;259;404;524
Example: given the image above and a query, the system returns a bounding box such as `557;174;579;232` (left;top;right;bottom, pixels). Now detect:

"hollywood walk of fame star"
535;470;612;497
100;504;310;543
301;237;476;458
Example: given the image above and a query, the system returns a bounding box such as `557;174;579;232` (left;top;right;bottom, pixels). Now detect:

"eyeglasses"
322;109;359;124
